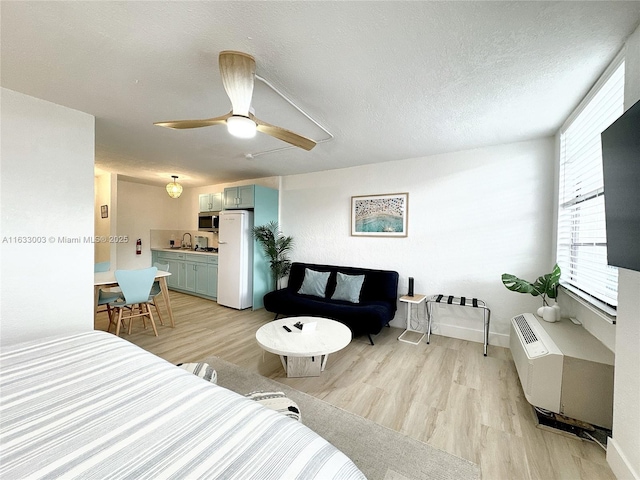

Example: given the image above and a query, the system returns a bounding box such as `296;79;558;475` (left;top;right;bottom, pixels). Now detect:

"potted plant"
252;221;294;290
501;264;561;322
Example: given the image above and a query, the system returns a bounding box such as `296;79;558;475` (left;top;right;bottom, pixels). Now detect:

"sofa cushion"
297;268;330;297
331;272;365;303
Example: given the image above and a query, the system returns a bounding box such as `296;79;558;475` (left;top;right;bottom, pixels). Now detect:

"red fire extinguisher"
136;238;142;255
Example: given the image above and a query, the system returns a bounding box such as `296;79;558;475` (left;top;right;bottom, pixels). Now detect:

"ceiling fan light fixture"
226;115;256;139
154;51;317;150
166;175;183;199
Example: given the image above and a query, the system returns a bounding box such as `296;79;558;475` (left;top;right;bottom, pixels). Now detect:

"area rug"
201;356;480;480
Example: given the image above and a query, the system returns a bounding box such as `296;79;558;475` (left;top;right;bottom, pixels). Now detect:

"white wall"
280;138;556;346
94;173;113;264
115;179;191;269
607;23;640;480
0;88;95;345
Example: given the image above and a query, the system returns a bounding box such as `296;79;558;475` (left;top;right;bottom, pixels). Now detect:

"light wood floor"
95;291;615;480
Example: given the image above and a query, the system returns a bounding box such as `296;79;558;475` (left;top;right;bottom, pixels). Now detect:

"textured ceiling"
2;1;639;187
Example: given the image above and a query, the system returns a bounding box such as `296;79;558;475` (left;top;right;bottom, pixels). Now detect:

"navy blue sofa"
263;262;399;345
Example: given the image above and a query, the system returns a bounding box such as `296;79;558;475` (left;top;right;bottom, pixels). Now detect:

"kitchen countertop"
152;248;218;256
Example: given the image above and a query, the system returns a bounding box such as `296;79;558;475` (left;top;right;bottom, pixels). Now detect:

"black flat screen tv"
601;98;640;272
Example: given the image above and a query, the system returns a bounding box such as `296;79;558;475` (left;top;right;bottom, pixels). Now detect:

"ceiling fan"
154;51;316;151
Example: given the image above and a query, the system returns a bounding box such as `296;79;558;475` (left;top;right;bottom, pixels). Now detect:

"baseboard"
388;319;510;348
435;323;510;348
607;437;640;480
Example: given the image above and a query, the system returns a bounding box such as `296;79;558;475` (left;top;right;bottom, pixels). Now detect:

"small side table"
398;294;427;345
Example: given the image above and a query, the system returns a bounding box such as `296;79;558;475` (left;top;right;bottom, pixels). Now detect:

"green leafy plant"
501;264;561;306
252;221;294;290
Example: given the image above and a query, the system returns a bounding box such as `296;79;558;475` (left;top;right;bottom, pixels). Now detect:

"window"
557;57;625;312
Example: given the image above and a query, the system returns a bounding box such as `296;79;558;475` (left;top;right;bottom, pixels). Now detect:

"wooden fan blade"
252;114;317;151
219;51;255;117
154;112;231;129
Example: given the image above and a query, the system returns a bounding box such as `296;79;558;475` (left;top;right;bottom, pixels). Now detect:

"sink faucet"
182;232;192;249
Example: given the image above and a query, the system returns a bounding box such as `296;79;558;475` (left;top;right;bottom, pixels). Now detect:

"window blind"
557;60;625;309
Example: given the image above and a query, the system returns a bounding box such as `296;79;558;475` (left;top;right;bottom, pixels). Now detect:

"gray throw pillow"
331;272;365;303
298;269;330;297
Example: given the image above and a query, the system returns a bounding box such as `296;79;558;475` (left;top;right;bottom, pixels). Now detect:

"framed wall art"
351;193;408;237
101;205;108;218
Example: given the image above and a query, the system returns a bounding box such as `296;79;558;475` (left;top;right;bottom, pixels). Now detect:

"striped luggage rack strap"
433;295;485;308
426;294;491;356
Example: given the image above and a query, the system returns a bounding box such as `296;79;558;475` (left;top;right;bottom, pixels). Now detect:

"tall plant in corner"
252;221;294;290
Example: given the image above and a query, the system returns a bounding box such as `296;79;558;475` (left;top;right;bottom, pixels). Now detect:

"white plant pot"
542;306;559;323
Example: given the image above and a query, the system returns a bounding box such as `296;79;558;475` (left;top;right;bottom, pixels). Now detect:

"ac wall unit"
510;313;614;429
510;313;563;413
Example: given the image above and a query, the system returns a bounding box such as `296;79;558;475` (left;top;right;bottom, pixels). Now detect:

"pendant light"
166;175;183;199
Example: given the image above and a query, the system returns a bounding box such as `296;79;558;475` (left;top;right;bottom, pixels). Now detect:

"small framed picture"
351;193;408;237
101;205;108;218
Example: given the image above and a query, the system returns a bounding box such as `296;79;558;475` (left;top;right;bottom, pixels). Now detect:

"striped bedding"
0;331;365;479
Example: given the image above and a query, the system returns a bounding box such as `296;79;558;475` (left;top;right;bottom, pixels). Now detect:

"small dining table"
94;270;175;327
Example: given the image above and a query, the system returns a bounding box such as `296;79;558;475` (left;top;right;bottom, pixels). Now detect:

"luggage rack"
426;294;491;356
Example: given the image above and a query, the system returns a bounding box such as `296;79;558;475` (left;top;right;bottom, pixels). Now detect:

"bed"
0;331;365;479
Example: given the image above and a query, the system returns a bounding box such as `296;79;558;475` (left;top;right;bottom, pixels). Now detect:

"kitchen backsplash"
150;229;218;249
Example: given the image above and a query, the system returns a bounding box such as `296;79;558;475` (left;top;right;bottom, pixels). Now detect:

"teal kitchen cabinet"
155;250;186;289
174;260;187;290
204;255;218;298
168;259;185;289
184;261;197;292
199;193;223;212
185;254;214;296
194;263;210;296
152;250;217;300
207;263;218;299
223;185;255;209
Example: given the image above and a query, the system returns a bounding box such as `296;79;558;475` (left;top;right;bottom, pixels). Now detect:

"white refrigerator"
217;210;253;309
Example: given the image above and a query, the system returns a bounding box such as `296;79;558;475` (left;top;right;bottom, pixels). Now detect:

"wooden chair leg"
146;303;159;337
107;309;113;333
128;309;135;335
139;304;147;329
115;309;124;336
153;299;164;326
108;307;120;334
125;306;133;332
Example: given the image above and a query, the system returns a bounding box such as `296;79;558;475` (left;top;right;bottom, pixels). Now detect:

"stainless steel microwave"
198;212;219;232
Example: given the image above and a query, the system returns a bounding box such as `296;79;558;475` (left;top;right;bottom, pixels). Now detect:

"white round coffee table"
256;317;352;377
